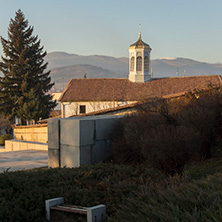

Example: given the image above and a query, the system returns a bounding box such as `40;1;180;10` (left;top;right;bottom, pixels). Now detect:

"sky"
0;0;222;63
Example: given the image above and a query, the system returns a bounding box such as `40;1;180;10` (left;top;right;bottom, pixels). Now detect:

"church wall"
62;101;136;118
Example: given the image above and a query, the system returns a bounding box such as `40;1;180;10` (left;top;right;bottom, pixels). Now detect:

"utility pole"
176;68;179;77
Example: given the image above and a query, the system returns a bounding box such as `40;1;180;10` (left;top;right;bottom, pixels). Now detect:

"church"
58;31;222;118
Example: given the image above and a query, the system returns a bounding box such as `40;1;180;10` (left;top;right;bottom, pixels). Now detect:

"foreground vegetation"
1;86;222;221
111;85;222;176
0;157;222;222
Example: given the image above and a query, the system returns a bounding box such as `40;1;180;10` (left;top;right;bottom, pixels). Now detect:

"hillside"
152;57;222;77
46;51;128;74
46;52;222;78
1;52;222;91
50;64;123;90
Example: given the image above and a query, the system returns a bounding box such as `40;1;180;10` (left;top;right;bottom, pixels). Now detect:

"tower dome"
128;31;152;83
129;32;151;50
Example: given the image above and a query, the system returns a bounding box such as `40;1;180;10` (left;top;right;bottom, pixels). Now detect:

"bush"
111;112;200;175
140;125;200;175
0;159;222;221
0;134;12;145
0;163;165;222
111;88;222;175
109;173;222;222
111;113;166;164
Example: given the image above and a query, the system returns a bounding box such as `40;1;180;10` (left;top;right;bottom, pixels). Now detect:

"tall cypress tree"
0;10;56;124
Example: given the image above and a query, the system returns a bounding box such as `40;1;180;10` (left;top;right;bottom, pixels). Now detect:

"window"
79;105;86;114
130;57;135;72
136;56;142;71
144;56;149;71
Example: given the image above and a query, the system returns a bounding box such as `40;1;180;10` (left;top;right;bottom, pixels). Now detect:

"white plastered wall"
61;101;136;118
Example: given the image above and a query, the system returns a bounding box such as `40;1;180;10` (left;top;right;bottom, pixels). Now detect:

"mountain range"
46;52;222;91
1;51;222;91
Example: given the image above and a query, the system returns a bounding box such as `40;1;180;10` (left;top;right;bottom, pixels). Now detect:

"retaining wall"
48;115;123;168
5;139;48;151
13;124;48;143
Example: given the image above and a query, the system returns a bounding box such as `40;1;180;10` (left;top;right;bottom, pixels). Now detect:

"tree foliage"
0;10;56;123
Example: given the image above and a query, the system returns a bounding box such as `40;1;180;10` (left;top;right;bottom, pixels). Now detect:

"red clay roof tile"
59;75;222;102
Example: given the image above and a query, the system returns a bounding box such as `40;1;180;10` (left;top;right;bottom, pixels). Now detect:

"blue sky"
0;0;222;63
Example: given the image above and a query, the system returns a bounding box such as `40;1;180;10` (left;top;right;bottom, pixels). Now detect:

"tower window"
130;57;135;72
136;56;142;71
144;56;149;71
79;105;86;114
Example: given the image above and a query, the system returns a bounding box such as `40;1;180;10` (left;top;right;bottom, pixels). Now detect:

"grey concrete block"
48;119;60;150
87;204;106;222
92;140;112;164
60;144;80;168
60;119;95;146
45;197;64;221
80;146;92;165
48;149;60;168
60;119;80;146
95;118;118;141
79;119;95;146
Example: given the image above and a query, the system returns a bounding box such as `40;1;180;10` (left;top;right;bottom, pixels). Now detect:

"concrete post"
48;119;60;168
45;197;64;221
87;205;106;222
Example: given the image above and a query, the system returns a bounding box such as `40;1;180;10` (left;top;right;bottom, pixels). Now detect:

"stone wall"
13;124;48;143
48;115;123;168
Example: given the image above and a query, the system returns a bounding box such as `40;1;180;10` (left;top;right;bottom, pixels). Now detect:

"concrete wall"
13;124;48;143
48;115;123;168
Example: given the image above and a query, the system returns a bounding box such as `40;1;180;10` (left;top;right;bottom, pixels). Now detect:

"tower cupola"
128;29;152;83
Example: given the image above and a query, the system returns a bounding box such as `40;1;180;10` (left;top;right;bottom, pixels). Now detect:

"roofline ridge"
70;78;128;80
165;75;221;79
58;79;73;101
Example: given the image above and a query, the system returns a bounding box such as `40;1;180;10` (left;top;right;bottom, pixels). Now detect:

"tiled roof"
59;75;222;102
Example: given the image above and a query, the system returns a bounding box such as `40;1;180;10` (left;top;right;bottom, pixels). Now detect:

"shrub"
0;134;12;146
140;125;200;175
110;113;166;164
109;173;222;222
111;113;200;175
177;87;222;160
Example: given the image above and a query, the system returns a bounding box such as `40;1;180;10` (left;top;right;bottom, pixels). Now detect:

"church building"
58;32;221;118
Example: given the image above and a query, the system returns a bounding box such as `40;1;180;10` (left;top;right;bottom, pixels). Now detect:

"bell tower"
128;28;152;83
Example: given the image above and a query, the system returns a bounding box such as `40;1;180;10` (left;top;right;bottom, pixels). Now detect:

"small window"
144;56;149;71
130;57;135;72
80;105;86;114
136;56;142;71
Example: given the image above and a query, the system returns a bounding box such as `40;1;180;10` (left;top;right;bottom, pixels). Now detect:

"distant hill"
152;57;222;78
46;52;128;74
46;52;222;91
1;52;222;91
50;64;124;91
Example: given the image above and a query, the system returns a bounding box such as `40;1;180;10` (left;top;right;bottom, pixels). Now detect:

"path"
0;150;48;173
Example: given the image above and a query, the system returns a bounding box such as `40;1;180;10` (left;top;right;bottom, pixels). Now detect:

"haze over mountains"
46;52;222;91
1;51;222;91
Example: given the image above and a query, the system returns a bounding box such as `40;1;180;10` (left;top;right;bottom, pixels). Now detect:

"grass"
0;158;222;221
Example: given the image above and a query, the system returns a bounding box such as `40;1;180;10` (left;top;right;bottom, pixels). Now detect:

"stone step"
0;146;6;152
5;139;48;151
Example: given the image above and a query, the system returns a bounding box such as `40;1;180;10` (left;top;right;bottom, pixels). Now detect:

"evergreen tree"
0;10;56;124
